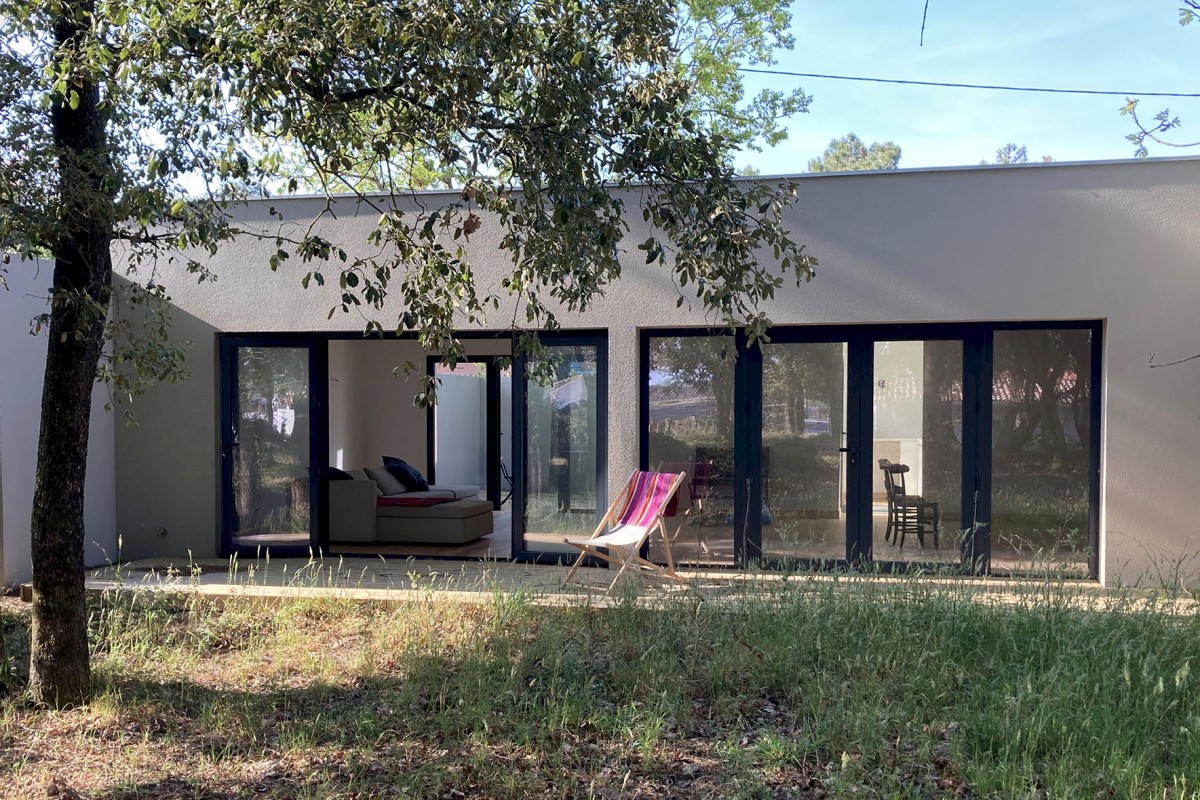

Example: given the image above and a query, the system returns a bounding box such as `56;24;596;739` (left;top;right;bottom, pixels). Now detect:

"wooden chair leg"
604;546;637;596
658;519;679;580
560;549;589;588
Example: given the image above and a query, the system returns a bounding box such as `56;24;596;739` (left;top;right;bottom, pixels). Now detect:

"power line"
735;68;1200;99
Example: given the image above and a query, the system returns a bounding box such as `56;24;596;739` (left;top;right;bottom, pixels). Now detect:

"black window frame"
638;320;1103;579
218;333;329;558
512;329;609;564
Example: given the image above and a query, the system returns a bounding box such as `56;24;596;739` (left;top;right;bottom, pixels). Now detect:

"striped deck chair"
560;470;687;596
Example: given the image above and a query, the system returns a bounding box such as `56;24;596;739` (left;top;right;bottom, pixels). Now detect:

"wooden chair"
560;470;687;596
499;457;513;506
878;459;940;549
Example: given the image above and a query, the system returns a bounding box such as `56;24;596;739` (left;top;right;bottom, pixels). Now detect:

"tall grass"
3;575;1200;798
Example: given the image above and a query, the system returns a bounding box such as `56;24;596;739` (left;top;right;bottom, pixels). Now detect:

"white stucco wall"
0;258;117;586
111;158;1200;584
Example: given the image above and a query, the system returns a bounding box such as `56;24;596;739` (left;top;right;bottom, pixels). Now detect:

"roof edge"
235;154;1200;204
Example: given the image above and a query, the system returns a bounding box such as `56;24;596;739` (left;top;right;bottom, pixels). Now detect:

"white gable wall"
111;158;1200;584
0;258;117;586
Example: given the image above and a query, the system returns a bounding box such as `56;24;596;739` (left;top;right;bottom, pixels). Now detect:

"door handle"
838;447;857;465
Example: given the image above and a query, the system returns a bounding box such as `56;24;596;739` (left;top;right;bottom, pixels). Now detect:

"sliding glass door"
759;340;850;563
513;334;607;561
219;337;326;555
990;327;1097;575
645;333;736;566
870;339;964;565
640;322;1101;576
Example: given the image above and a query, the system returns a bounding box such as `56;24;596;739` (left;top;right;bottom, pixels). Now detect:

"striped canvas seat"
561;470;687;596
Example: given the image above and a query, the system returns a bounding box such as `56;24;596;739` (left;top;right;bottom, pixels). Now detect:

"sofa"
328;466;495;545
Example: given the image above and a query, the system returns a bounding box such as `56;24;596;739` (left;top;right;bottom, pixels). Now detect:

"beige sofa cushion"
400;485;479;500
328;479;381;542
363;466;408;496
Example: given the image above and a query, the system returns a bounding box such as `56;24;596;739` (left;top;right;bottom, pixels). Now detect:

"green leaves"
3;0;814;408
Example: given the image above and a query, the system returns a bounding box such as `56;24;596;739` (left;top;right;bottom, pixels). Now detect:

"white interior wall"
872;341;926;496
500;374;512;473
0;258;116;585
327;340;358;469
330;340;513;484
110;158;1200;583
433;372;487;486
344;340;428;473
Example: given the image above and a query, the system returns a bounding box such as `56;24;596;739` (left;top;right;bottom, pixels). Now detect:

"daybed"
328;466;494;545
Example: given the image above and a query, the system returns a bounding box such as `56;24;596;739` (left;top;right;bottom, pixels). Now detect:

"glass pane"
499;364;513;506
761;342;848;562
991;329;1093;574
233;347;310;547
647;336;736;566
872;340;963;564
433;362;488;488
522;345;599;554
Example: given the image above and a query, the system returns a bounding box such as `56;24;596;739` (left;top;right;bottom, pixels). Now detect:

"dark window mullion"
218;338;238;555
734;331;763;566
311;339;329;553
1088;322;1103;581
961;331;992;573
486;358;501;509
511;351;527;560
847;336;873;564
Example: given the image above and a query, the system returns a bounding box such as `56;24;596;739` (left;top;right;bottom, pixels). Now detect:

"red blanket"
377;496;453;507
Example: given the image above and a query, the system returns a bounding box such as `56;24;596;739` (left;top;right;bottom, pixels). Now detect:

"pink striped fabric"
615;472;678;528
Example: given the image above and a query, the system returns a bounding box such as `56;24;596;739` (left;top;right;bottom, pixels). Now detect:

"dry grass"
1;577;1199;799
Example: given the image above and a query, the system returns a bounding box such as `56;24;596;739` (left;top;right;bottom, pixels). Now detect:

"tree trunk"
30;0;113;708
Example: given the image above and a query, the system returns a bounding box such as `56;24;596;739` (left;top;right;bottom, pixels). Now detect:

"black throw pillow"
325;467;355;481
382;456;430;491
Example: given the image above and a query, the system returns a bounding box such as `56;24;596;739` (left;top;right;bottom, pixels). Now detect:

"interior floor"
648;508;1089;575
235;532;310;547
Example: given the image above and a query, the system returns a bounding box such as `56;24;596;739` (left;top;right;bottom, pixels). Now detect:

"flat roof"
245;154;1200;204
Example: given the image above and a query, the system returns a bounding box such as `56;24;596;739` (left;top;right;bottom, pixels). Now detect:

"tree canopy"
984;144;1055;165
267;0;810;193
806;132;901;173
0;0;815;705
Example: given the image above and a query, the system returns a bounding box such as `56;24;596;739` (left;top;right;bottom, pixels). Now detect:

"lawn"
2;576;1200;799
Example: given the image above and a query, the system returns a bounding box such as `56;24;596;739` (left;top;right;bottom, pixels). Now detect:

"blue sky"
742;1;1200;173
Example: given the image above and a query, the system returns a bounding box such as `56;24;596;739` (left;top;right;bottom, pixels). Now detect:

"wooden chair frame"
560;470;688;596
878;458;940;549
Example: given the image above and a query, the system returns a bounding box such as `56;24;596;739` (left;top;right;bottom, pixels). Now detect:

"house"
3;156;1200;585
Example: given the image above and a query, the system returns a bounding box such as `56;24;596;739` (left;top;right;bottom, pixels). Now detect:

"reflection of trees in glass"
922;341;963;522
994;331;1091;467
991;330;1092;567
234;348;310;537
763;343;842;437
649;337;735;442
763;343;844;516
648;336;735;541
524;346;597;535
